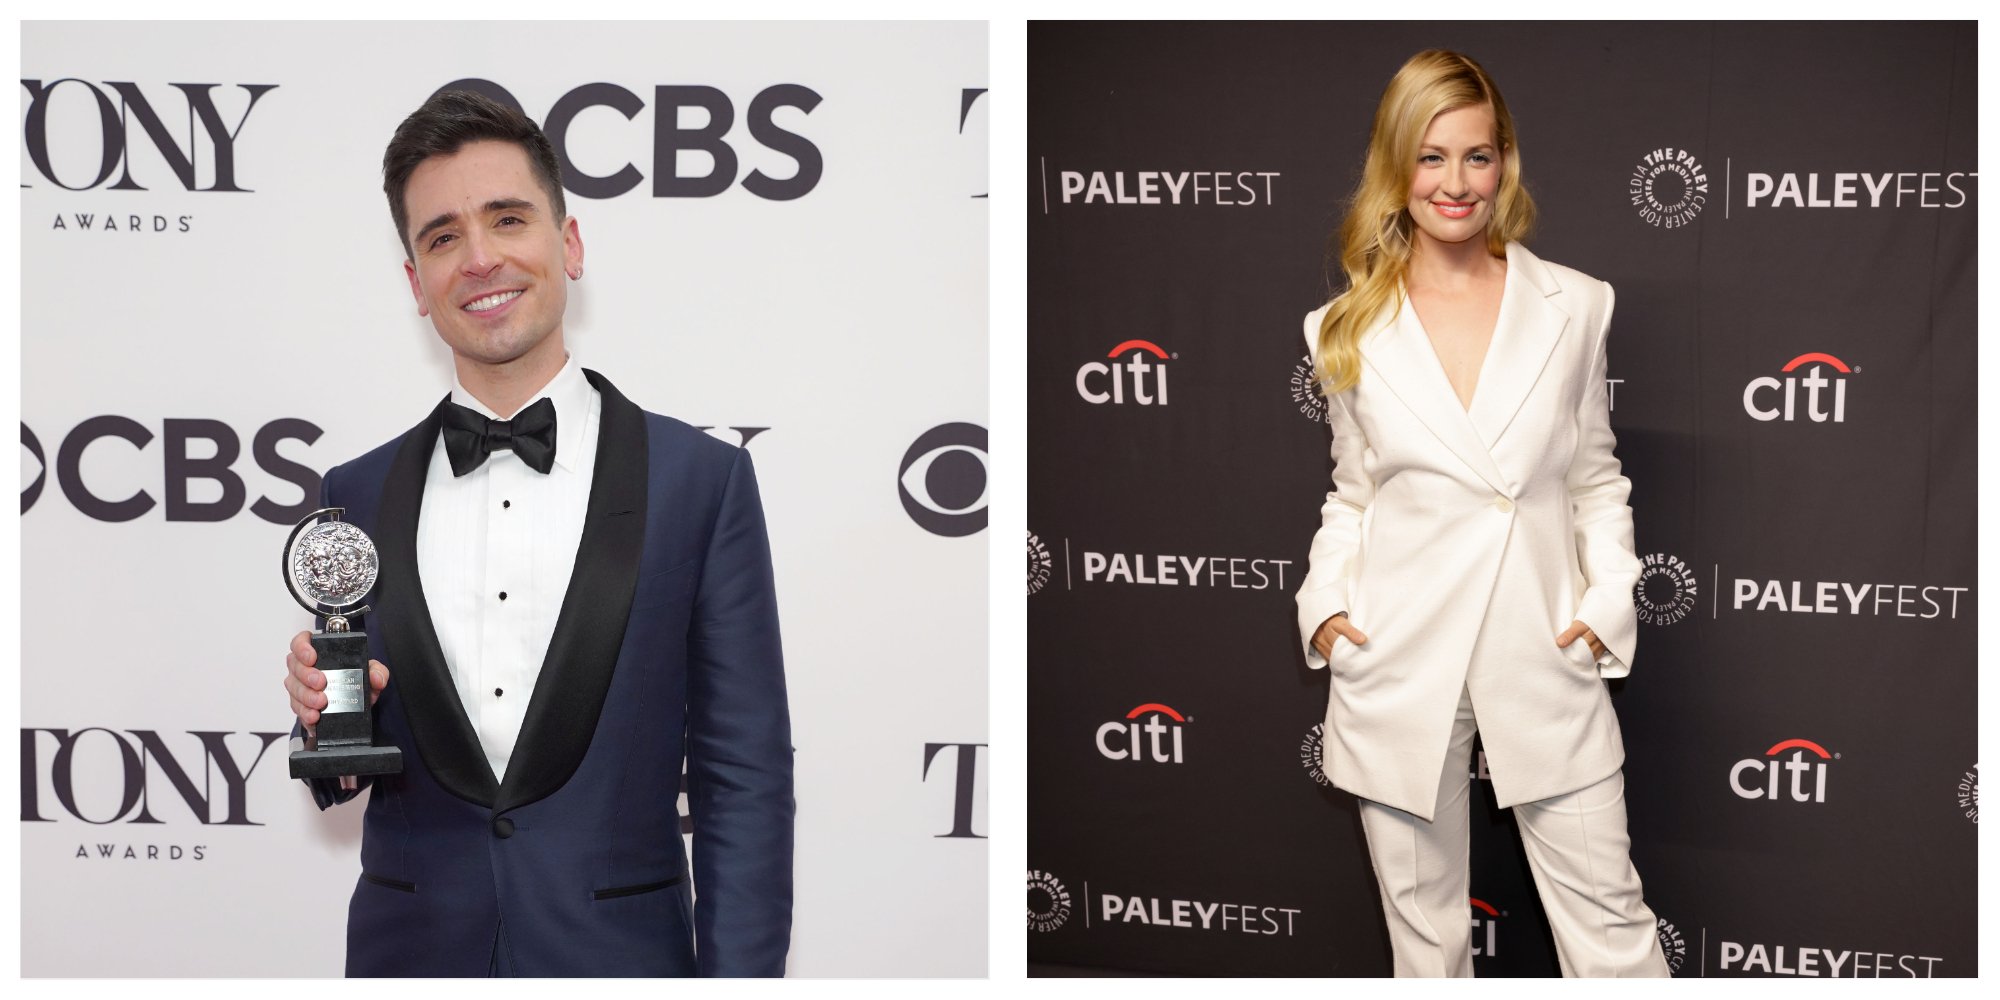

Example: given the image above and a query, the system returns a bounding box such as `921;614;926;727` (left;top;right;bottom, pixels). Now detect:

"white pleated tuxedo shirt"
417;354;601;784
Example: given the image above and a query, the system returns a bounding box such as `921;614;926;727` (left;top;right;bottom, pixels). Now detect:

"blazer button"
492;817;514;839
1493;496;1515;513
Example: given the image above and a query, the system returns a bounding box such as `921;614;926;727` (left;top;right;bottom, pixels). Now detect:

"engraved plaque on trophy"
284;507;403;779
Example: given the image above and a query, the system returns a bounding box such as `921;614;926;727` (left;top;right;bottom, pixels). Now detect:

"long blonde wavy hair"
1315;50;1536;396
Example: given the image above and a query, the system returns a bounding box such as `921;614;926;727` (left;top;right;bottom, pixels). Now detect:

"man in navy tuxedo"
282;90;793;977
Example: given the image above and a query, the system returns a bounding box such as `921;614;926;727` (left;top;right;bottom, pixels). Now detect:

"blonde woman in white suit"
1298;49;1670;978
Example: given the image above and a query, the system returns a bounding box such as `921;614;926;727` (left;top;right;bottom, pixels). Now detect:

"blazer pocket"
1560;637;1599;671
592;872;687;900
360;872;416;893
629;560;697;613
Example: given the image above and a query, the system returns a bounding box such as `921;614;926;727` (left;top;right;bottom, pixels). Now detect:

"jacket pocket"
592;872;687;900
360;872;416;893
1560;636;1599;671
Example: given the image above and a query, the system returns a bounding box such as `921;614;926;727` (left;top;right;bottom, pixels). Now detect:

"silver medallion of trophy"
284;508;403;780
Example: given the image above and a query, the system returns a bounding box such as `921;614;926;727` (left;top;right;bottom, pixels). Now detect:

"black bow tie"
441;396;558;476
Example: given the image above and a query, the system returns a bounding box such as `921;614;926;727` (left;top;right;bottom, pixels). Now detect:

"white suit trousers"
1356;685;1670;978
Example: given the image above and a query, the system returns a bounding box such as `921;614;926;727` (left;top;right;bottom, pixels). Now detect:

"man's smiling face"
400;139;581;370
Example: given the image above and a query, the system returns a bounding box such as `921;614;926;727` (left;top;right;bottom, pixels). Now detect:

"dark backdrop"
1028;20;1976;978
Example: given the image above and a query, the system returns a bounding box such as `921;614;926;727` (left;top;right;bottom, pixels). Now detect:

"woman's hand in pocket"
1313;613;1369;661
1555;620;1606;660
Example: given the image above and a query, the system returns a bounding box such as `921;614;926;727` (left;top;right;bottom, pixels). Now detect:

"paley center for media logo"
1028;869;1072;932
1098;703;1189;764
1743;352;1858;423
1300;724;1329;787
1039;158;1279;213
1635;552;1698;626
1657;916;1689;975
1076;340;1173;406
1290;354;1328;424
1630;147;1710;228
1731;737;1837;803
1028;531;1054;596
1956;763;1976;824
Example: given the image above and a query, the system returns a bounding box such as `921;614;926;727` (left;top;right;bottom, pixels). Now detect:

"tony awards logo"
283;508;402;780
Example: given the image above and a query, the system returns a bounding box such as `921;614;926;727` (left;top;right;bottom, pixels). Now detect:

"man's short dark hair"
382;89;566;257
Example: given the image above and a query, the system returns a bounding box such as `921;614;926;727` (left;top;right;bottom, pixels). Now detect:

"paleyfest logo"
1630;147;1709;228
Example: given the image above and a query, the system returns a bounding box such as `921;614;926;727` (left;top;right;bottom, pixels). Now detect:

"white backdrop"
19;20;987;977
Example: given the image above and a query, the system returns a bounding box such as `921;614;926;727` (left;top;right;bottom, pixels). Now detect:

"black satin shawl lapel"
494;368;649;815
376;396;501;807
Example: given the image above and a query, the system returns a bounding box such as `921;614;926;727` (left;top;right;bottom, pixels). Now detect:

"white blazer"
1296;240;1642;820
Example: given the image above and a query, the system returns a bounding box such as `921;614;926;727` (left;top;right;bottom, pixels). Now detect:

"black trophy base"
289;628;404;780
290;742;404;780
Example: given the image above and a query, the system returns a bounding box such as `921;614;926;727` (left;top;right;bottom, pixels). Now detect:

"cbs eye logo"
898;422;987;537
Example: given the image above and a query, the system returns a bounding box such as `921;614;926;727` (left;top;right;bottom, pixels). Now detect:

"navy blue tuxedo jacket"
295;369;793;977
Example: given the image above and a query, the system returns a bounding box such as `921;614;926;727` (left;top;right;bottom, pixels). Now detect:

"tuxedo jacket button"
493;817;515;838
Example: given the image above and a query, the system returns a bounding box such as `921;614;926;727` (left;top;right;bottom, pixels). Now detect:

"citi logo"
20;80;275;192
1743;352;1854;422
1076;340;1171;405
1731;738;1836;803
1469;897;1503;957
1096;703;1188;764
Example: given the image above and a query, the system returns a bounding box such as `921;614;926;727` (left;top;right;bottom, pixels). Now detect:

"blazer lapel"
1466;241;1570;451
1361;295;1512;496
494;368;650;815
375;398;501;807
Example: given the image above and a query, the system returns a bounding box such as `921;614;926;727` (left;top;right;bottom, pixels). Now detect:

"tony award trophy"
285;508;402;782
